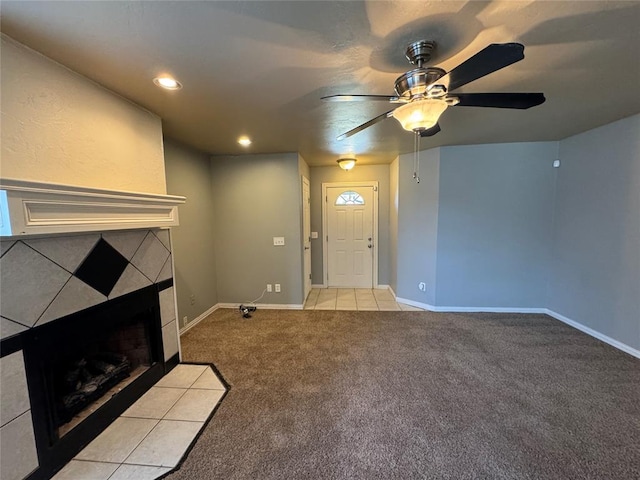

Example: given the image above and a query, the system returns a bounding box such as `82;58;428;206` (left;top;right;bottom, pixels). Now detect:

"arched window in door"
335;191;365;205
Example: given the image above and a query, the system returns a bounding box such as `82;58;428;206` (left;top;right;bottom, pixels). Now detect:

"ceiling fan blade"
337;109;395;140
322;94;399;102
453;92;545;109
420;123;441;137
439;43;525;92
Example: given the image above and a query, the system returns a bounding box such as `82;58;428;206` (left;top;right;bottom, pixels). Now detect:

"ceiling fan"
322;41;545;140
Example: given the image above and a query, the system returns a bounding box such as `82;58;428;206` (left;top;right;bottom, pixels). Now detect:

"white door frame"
302;176;312;300
322;181;378;288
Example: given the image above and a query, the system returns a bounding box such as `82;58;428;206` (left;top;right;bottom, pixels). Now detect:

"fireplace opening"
53;310;153;438
23;284;169;478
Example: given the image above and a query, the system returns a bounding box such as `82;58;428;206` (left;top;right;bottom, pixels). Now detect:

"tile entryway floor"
304;288;423;311
52;364;226;480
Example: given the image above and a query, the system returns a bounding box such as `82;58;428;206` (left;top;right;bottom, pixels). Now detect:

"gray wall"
396;148;440;304
211;153;304;305
389;157;399;294
436;142;557;307
164;140;218;328
548;114;640;349
309;164;390;286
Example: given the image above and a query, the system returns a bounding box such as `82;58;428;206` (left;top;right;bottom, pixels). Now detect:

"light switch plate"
311;232;318;239
273;236;285;246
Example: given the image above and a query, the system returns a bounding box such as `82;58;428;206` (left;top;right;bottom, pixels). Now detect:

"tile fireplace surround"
0;179;187;480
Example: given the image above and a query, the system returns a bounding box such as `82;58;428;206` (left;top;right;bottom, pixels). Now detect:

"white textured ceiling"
1;1;639;166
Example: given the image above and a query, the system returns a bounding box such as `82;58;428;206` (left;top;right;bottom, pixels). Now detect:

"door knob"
304;246;310;250
368;244;372;249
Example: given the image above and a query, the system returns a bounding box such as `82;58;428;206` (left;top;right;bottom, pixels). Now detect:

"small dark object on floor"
239;305;256;318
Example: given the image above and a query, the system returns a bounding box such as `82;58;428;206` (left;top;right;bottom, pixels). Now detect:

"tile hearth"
52;364;226;480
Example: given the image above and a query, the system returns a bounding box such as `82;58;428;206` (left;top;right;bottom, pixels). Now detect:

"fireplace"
22;284;167;478
0;223;182;480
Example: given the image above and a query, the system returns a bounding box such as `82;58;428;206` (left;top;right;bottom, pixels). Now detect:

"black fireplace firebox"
22;284;172;480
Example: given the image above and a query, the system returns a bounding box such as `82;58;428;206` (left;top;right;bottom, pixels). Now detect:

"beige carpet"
166;308;639;479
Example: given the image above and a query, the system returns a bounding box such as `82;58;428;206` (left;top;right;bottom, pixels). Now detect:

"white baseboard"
387;285;397;299
544;309;640;359
179;304;219;335
393;295;639;359
217;303;304;310
394;297;545;314
312;284;390;290
395;297;431;310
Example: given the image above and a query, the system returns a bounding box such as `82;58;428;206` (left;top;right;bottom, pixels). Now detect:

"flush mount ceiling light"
337;158;357;171
237;136;252;146
153;75;182;90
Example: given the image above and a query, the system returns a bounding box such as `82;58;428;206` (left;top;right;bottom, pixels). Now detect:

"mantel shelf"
0;178;186;238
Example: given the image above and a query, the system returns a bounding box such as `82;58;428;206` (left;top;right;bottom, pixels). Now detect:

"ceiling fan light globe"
392;99;448;132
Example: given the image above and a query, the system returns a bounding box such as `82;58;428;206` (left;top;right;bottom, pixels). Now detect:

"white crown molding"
0;178;185;238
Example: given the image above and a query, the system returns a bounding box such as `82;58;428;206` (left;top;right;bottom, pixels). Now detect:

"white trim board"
395;297;545;314
0;177;185;237
394;297;639;359
179;304;219;335
217;303;304;310
544;309;640;359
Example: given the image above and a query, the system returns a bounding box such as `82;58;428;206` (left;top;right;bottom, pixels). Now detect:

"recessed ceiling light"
238;136;252;146
153;75;182;90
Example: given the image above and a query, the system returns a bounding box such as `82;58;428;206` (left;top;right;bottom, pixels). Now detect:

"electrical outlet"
418;282;426;292
275;283;281;293
189;294;196;305
183;316;188;324
267;284;272;292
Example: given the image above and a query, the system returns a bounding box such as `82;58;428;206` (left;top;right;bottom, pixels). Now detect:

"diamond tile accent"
0;317;28;340
109;264;152;300
156;255;173;283
102;230;148;261
37;277;106;326
25;234;99;273
0;411;38;480
0;351;30;427
153;229;171;251
0;240;16;258
130;233;170;282
74;238;128;296
0;242;71;326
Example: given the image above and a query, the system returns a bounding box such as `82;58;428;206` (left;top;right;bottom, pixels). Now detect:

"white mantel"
0;178;185;238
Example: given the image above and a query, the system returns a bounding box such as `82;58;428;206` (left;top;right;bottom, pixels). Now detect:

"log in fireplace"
21;283;172;480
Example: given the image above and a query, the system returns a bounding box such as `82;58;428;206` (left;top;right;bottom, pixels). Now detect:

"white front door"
325;185;375;288
302;176;312;299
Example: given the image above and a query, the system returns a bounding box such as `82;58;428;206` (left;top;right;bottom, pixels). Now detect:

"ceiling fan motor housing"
394;67;446;99
405;40;436;66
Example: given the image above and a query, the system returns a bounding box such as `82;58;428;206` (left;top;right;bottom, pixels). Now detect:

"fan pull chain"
413;131;421;183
